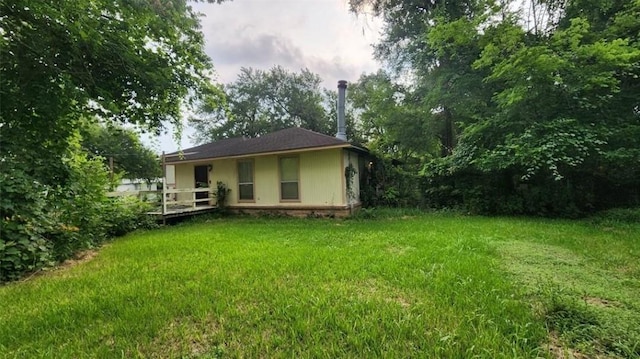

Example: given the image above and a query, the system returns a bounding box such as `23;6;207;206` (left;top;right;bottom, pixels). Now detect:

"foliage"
360;156;422;208
0;139;158;283
103;197;158;238
588;207;640;226
213;181;231;209
191;66;334;142
49;141;112;260
1;0;224;186
1;0;226;281
344;163;357;202
349;71;437;161
350;0;640;216
0;169;56;283
81;123;161;181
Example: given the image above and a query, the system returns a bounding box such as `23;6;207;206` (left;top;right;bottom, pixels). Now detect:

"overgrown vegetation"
347;0;640;216
1;1;225;282
1;212;637;357
0;145;157;283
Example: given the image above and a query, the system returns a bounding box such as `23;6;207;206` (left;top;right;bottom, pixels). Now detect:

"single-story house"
163;127;369;217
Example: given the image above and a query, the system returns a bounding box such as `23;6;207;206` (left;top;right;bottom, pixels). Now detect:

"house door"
194;165;209;206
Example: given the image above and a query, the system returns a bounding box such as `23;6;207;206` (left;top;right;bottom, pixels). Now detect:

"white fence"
107;187;214;215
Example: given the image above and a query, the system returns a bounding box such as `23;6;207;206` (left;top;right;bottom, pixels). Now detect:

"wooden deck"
147;204;218;220
108;186;219;222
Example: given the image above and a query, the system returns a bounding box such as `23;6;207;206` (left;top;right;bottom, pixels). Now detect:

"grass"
1;209;638;358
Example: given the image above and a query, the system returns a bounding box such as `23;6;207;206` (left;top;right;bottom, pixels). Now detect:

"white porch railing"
161;187;213;214
107;187;215;216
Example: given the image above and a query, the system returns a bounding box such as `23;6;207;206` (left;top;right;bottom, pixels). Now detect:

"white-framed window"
237;160;254;201
279;156;299;201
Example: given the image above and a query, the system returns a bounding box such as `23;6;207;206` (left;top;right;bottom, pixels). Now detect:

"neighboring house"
115;179;159;192
163;127;368;217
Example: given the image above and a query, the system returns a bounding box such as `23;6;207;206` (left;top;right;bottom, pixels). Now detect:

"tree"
350;0;492;158
191;66;333;142
1;0;224;185
350;0;640;214
0;0;225;281
349;70;436;161
81;124;161;181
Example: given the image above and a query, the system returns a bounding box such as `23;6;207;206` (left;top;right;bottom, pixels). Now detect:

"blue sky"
143;0;382;153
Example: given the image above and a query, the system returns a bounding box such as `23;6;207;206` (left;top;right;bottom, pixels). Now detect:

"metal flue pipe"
336;80;347;141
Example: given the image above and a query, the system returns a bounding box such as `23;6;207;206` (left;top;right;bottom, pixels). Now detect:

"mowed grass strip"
1;212;638;358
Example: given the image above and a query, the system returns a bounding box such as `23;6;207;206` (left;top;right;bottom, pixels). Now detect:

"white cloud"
146;0;383;152
195;0;382;86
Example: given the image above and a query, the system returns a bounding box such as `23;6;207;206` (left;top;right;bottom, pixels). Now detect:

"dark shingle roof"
165;127;364;163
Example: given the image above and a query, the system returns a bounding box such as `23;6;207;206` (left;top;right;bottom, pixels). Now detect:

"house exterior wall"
298;149;343;207
343;149;361;205
171;148;352;210
175;163;194;203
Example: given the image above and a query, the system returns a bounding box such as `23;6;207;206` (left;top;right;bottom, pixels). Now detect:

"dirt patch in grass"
547;332;589;359
582;296;620;309
386;245;415;256
59;249;101;269
146;316;223;358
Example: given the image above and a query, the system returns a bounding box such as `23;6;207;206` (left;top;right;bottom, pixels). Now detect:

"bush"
1;150;158;284
588;207;640;226
50;152;111;260
103;196;157;237
0;170;56;282
360;157;422;208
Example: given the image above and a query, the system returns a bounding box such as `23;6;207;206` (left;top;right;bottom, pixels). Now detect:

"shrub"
50;152;111;260
0;170;56;283
588;207;640;226
103;196;157;237
1;149;158;283
214;181;231;209
360;157;422;208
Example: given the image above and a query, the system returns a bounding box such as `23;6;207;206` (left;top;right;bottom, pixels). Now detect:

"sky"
143;0;383;153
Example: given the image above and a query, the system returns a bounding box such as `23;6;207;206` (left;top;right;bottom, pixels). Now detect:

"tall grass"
1;212;638;358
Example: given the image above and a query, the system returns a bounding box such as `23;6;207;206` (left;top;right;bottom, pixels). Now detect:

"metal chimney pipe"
336;80;347;141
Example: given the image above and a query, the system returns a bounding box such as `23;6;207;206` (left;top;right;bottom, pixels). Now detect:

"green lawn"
1;211;639;358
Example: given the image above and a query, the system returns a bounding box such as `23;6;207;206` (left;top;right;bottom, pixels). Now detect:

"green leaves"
191;66;332;142
81;122;161;181
352;0;640;214
1;0;225;282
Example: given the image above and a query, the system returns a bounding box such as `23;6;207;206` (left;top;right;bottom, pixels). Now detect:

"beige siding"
209;159;236;203
299;149;344;207
174;163;194;202
254;156;279;204
171;148;350;208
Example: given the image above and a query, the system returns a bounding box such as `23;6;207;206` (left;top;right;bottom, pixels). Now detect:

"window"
279;157;299;200
237;160;254;201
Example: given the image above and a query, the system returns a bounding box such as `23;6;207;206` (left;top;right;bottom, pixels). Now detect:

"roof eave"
164;143;353;164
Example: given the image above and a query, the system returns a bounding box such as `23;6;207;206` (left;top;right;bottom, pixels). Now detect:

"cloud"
207;30;371;88
194;1;382;88
208;33;304;68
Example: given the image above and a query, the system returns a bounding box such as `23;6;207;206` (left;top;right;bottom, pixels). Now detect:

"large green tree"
351;0;640;214
349;70;435;162
350;0;490;157
191;66;333;142
81;124;161;181
1;0;223;184
0;0;225;281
